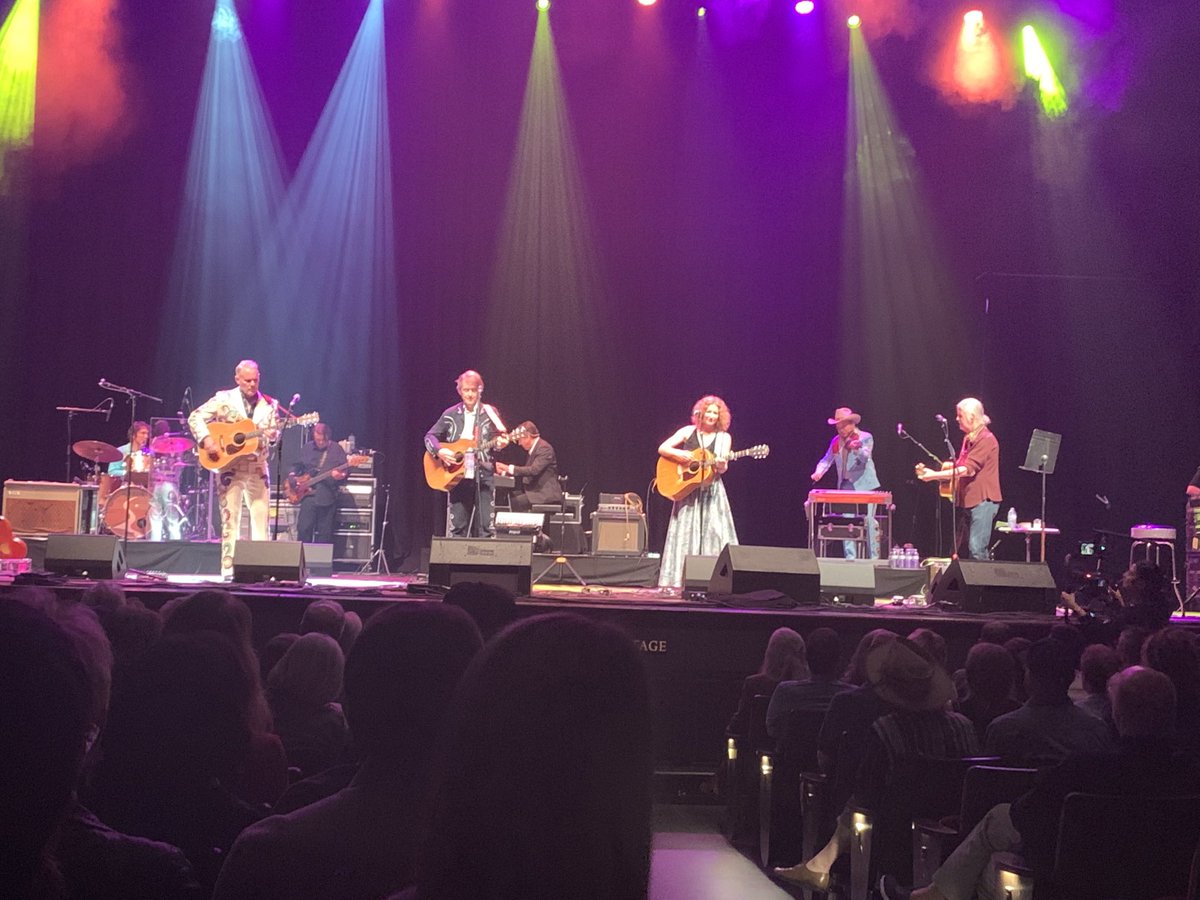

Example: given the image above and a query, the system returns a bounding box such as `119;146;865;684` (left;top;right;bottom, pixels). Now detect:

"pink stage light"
637;0;657;6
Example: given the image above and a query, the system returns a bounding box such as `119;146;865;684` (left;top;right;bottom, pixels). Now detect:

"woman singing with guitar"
657;396;740;591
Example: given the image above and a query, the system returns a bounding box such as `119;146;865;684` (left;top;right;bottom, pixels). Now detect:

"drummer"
107;421;153;480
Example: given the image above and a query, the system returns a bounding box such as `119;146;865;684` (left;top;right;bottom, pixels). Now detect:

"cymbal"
73;440;122;463
151;434;194;455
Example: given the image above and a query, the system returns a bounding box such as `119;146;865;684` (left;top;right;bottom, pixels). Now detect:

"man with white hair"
189;360;280;578
917;397;1001;559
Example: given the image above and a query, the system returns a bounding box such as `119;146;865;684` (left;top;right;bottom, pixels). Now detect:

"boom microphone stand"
56;400;113;481
938;416;960;559
898;422;947;556
98;379;162;572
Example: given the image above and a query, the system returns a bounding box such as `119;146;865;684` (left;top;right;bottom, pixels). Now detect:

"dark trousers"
448;477;493;537
297;500;337;544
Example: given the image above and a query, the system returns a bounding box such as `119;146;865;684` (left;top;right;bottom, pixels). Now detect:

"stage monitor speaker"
931;559;1056;614
429;537;532;595
590;513;647;555
44;534;126;580
817;558;879;606
708;545;821;605
683;555;718;592
303;542;334;578
233;541;307;584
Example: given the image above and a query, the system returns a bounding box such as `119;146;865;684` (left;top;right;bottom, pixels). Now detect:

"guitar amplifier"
3;481;87;534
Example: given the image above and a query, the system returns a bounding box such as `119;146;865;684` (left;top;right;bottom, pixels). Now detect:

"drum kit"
72;428;214;541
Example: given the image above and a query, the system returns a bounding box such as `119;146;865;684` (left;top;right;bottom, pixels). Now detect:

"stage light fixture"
1021;24;1068;117
795;1;815;14
536;0;549;10
697;5;706;16
964;9;983;28
847;14;861;28
637;0;657;6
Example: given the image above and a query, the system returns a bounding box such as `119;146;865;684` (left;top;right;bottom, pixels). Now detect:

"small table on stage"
805;489;892;558
994;522;1060;562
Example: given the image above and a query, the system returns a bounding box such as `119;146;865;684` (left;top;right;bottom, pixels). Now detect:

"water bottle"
906;546;919;569
890;545;901;569
1007;507;1018;529
348;433;357;452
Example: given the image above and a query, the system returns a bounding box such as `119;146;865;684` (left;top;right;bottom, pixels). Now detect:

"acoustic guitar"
198;413;320;472
286;454;371;504
655;444;770;502
423;426;528;492
914;461;955;501
0;516;28;560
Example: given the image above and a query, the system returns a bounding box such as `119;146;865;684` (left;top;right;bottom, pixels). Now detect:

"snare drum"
103;485;153;540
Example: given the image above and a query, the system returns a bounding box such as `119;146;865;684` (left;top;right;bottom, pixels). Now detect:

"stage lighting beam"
0;0;40;158
1022;25;1068;118
847;14;861;29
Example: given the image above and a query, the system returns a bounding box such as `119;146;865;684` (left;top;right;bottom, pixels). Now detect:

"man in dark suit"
293;423;349;544
494;421;562;512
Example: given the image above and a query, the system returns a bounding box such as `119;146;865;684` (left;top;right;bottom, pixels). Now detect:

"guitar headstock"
745;444;770;459
507;426;528;441
289;412;320;428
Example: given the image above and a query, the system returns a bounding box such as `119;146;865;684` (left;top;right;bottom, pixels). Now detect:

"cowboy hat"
866;638;956;712
827;407;862;426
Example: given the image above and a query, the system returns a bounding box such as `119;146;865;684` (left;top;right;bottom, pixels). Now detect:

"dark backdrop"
2;0;1197;574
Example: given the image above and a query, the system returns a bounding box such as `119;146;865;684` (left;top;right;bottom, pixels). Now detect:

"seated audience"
442;581;519;641
775;639;977;891
880;666;1200;900
300;598;363;656
213;603;483;899
266;632;349;779
1076;643;1121;725
399;613;653;900
766;627;851;737
954;642;1020;741
907;627;947;669
727;627;808;737
816;629;899;787
1142;626;1200;744
89;632;265;892
261;632;300;682
1116;623;1152;668
984;637;1113;766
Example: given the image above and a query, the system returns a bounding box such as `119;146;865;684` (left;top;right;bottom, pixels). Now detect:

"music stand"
1019;429;1061;561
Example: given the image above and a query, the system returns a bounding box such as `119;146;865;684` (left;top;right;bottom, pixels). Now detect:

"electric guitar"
286;454;371;504
914;461;955;501
655;444;770;501
423;426;528;492
0;516;28;560
198;413;320;472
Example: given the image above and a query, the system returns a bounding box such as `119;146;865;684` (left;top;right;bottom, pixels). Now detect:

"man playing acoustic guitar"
188;359;280;578
423;370;509;538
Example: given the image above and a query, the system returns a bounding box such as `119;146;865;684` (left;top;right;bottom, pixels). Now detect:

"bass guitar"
199;413;320;472
914;461;955;501
286;454;371;504
423;426;528;492
655;444;770;501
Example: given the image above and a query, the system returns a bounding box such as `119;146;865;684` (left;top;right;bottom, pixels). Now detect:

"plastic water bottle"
906;546;919;569
890;545;901;569
1007;507;1018;529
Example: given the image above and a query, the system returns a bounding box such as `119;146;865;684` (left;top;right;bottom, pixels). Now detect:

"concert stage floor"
7;550;1198;772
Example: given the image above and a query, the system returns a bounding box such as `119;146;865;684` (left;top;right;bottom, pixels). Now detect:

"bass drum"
103;486;153;540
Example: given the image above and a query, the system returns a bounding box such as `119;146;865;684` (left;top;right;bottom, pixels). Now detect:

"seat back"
959;765;1039;836
1049;792;1200;899
776;708;829;773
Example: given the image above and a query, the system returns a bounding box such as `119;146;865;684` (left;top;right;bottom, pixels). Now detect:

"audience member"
163;589;288;804
1117;624;1152;668
402;613;653;900
880;666;1200;900
776;639;977;891
80;580;127;614
262;632;301;682
844;628;899;686
442;581;519;640
1115;560;1176;631
727;627;809;736
816;629;899;787
90;632;265;892
766;627;851;737
907;627;947;668
1003;636;1032;703
214;603;483;899
1142;626;1200;743
954;642;1020;741
300;598;363;656
266;632;349;778
984;637;1113;766
101;599;164;675
978;620;1013;645
1076;643;1121;725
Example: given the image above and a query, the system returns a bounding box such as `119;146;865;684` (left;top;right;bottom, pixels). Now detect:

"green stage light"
0;0;39;152
1022;25;1068;118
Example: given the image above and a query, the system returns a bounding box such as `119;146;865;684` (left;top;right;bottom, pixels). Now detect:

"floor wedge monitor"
708;545;821;605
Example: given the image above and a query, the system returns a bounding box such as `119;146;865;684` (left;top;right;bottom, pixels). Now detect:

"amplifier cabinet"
591;512;647;555
3;481;86;534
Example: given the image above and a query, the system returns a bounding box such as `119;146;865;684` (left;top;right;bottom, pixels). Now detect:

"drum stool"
1129;524;1184;612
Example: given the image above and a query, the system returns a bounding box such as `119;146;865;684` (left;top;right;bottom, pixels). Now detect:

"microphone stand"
98;380;162;573
56;402;112;482
899;424;946;556
271;397;299;541
939;419;960;560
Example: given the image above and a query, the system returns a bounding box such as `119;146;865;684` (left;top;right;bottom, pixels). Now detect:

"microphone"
896;422;904;435
934;414;947;424
290;393;301;408
104;398;113;421
99;378;109;389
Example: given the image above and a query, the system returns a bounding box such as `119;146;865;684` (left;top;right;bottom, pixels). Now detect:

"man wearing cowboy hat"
811;407;882;558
